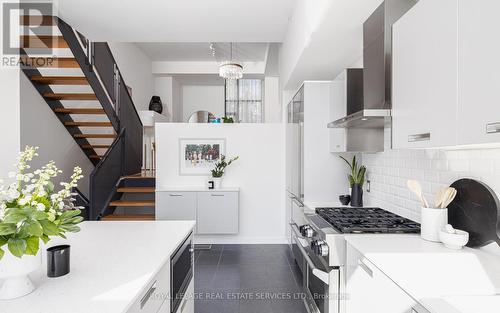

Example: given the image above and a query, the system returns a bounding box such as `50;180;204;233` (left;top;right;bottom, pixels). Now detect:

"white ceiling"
58;0;296;42
136;43;269;62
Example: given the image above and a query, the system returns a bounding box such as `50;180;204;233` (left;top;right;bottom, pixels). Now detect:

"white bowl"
439;229;469;249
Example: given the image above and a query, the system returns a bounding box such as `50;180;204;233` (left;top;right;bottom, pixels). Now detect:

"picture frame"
179;138;226;175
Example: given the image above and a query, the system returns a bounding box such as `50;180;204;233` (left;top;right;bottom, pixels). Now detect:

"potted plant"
339;155;366;207
0;146;84;299
211;155;239;189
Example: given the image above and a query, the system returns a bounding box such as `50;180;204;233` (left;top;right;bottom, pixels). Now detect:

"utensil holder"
47;245;70;278
421;207;448;242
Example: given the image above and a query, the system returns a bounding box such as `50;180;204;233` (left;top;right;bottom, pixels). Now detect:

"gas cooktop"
315;207;420;234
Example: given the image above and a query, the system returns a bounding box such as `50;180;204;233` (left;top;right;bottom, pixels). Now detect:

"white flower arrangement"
0;146;84;260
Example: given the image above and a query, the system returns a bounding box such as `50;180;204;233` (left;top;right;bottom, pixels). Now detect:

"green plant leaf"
25;236;39;255
25;220;43;237
339;156;353;170
0;236;7;247
7;238;27;257
0;247;4;260
40;220;59;236
0;223;17;236
59;210;81;221
60;224;81;233
33;210;48;221
3;211;27;224
40;234;50;244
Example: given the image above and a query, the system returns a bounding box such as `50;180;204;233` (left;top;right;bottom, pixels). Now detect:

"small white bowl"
439;229;469;249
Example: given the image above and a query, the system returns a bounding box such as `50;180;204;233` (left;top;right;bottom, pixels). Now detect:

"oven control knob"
311;240;329;257
299;225;314;238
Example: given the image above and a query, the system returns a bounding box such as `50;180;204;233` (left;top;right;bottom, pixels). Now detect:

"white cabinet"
155;192;196;220
393;0;500;149
158;279;194;313
457;0;500;145
329;73;347;153
197;191;239;234
346;243;418;313
392;0;458;149
127;261;171;313
156;190;239;235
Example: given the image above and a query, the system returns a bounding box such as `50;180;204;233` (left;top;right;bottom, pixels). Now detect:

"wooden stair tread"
117;187;155;193
20;56;79;68
54;108;105;114
20;16;55;26
108;200;155;207
74;133;116;139
101;214;155;221
121;172;156;179
89;155;103;160
82;144;111;149
64;121;112;127
31;76;88;85
20;35;68;48
43;93;97;100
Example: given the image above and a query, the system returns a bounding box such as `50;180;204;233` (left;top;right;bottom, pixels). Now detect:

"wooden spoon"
442;188;457;208
434;188;447;208
407;180;429;208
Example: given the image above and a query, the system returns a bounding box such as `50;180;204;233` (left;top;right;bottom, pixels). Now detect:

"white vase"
421;207;448;242
213;177;222;189
0;250;42;299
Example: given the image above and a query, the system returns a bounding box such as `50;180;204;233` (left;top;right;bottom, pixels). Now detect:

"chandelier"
213;43;243;80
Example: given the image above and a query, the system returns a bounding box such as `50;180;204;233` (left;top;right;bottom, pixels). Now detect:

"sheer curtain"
225;79;263;123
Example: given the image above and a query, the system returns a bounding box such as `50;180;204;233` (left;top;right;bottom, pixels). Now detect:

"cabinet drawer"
346;244;418;313
155;192;196;221
127;261;170;313
197;192;239;234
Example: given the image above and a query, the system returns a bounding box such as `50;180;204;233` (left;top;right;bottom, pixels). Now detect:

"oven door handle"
292;226;330;285
290;222;305;239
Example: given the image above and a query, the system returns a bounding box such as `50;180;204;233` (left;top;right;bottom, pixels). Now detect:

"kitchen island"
0;221;195;313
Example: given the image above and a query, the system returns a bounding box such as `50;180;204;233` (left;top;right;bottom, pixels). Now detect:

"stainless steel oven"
170;232;193;313
291;223;340;313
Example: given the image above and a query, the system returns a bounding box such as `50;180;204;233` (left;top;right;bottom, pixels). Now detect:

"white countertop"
1;221;195;313
156;186;239;192
346;236;500;312
421;295;500;313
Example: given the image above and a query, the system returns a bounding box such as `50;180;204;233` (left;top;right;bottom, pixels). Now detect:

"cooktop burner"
315;207;420;234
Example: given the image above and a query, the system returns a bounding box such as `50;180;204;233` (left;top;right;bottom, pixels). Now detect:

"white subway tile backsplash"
363;148;500;221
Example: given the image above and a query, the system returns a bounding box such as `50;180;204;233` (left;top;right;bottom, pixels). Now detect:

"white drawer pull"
169;194;183;197
140;281;157;309
211;194;225;197
486;122;500;134
408;133;430;142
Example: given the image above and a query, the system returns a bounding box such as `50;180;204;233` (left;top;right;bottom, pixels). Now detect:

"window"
225;79;264;123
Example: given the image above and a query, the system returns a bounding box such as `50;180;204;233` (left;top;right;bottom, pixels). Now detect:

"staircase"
20;15;154;221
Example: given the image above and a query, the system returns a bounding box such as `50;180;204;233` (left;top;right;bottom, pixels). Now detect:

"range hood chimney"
328;0;417;130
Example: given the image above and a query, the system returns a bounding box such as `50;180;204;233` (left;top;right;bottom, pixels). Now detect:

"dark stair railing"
72;187;90;221
57;18;143;220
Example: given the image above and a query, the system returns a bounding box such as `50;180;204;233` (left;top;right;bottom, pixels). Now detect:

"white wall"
0;68;21;181
182;85;225;122
155;123;286;243
264;76;281;123
363;148;500;223
108;42;154;112
154;76;173;121
20;75;94;196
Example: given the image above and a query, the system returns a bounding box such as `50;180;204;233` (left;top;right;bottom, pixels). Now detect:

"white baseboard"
194;235;288;245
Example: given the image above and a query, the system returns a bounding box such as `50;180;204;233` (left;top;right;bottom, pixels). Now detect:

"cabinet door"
197;192;238;234
392;0;458;149
329;77;347;153
155;192;196;221
458;0;500;145
346;244;417;313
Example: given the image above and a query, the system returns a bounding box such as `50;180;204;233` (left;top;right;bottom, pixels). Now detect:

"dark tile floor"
194;244;307;313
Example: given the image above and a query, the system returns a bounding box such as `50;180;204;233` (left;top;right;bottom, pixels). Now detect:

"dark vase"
351;183;363;207
149;96;163;114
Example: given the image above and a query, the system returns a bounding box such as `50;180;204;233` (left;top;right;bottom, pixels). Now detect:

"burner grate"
315;207;420;234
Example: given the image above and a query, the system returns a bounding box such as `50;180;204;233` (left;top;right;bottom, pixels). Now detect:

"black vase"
149;96;163;114
351;183;363;207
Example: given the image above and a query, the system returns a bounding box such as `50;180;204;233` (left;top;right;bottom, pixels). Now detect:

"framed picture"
179;138;226;175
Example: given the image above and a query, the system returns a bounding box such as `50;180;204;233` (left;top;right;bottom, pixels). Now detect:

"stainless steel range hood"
328;0;417;129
